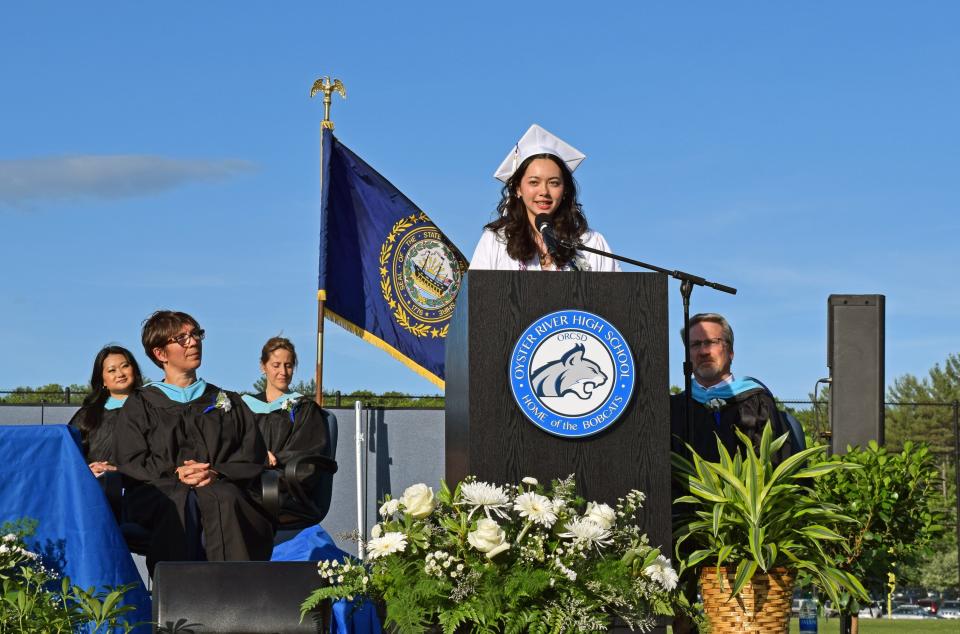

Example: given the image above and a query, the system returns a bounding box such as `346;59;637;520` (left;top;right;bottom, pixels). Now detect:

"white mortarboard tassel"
493;124;586;183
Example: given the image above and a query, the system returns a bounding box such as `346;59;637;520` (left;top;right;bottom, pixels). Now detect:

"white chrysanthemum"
2;533;16;543
513;492;557;527
459;481;511;519
644;555;679;591
366;531;407;559
558;517;613;547
379;499;400;517
370;523;382;538
521;476;538;486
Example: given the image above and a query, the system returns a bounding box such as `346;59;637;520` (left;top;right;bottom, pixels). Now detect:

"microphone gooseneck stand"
554;234;737;446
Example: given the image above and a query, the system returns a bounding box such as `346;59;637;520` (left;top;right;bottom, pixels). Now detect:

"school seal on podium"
509;309;636;438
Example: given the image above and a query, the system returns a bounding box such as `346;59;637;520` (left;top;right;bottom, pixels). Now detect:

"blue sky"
1;2;957;399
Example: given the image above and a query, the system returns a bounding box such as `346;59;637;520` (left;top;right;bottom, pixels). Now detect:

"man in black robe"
670;313;797;634
669;312;795;465
114;310;274;573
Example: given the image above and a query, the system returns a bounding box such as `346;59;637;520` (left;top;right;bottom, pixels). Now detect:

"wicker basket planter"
699;566;794;633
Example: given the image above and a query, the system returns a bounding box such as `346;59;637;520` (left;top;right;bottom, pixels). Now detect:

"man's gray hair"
680;313;734;351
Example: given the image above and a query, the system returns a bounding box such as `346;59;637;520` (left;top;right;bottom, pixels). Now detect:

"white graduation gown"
469;229;621;272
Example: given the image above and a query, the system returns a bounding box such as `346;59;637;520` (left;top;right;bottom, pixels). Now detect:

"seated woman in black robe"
69;345;143;477
114;310;274;572
241;337;331;522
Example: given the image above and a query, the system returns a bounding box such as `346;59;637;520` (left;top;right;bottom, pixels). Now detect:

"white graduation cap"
493;124;586;183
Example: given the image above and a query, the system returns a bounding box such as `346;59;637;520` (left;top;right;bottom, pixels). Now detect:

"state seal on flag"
380;212;466;338
509;309;636;438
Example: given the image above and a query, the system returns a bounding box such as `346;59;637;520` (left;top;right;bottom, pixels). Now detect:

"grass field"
666;618;957;632
787;618;957;633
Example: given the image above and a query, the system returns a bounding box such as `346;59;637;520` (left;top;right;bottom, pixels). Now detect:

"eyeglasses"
167;329;205;347
689;337;725;351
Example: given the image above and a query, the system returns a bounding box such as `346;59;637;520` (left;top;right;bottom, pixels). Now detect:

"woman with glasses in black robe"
114;310;273;573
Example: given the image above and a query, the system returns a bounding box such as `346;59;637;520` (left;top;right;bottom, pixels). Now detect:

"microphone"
535;214;560;256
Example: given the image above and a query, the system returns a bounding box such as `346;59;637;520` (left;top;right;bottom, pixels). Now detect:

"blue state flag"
318;130;468;389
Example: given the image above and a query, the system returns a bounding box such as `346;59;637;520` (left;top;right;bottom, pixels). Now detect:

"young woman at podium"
470;124;620;272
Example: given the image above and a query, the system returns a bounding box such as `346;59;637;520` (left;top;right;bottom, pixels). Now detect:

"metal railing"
0;389;446;411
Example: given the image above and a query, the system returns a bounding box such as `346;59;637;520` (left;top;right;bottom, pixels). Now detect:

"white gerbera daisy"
558;517;613;548
458;481;512;519
513;492;557;527
366;531;407;559
644;555;679;591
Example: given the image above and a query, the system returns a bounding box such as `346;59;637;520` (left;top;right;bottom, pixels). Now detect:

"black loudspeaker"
828;294;885;453
153;562;329;633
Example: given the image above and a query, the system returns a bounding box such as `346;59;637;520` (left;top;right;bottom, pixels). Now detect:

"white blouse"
469;228;622;272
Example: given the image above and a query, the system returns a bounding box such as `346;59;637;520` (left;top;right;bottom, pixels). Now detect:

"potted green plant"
672;422;869;632
302;476;692;633
815;440;946;634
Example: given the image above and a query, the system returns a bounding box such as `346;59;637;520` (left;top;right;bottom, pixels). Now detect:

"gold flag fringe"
323;307;445;391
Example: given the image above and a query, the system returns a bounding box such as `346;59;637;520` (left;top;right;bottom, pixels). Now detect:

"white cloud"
0;154;255;207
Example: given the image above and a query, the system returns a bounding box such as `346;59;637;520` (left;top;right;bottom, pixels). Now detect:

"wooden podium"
445;270;671;549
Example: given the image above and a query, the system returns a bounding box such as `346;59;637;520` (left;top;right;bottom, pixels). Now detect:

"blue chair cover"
272;525;382;634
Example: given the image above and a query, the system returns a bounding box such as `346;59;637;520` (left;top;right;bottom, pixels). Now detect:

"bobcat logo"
510;309;636;438
530;344;608;399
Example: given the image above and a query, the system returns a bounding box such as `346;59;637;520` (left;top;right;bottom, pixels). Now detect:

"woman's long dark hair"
75;345;144;439
484;153;589;268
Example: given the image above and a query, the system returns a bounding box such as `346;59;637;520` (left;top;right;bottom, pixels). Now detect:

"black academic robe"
670;385;797;567
68;405;120;463
669;386;795;466
244;394;332;522
246;394;331;467
114;383;273;571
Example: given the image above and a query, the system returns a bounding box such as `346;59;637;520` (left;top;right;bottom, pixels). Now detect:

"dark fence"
0;390;445;411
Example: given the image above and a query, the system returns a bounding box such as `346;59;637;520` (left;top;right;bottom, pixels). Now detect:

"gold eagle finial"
310;77;346;130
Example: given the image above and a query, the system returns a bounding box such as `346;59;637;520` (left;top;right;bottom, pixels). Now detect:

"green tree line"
0;381;445;409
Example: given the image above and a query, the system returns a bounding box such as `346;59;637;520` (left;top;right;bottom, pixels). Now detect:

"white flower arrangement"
303;475;690;633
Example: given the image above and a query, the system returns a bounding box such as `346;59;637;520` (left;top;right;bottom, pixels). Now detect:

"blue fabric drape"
0;425;150;631
272;525;382;634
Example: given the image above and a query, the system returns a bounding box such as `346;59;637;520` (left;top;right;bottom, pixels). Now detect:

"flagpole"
311;76;346;406
315;123;327;407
